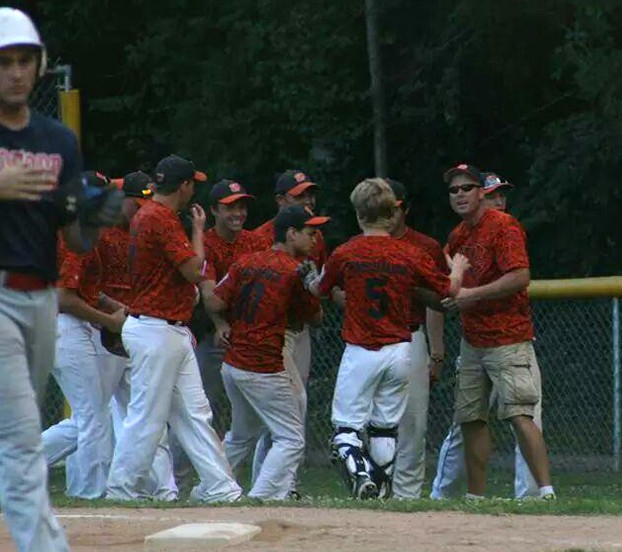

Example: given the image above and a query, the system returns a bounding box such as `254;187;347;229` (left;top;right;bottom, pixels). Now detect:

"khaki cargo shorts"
454;339;540;423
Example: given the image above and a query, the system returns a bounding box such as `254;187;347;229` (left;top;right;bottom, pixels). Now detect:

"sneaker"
287;489;302;501
354;474;378;500
541;492;557;501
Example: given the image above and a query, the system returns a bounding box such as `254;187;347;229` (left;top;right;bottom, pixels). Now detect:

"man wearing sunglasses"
439;164;554;500
431;170;543;500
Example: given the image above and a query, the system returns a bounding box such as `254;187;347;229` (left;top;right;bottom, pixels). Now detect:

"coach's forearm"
98;292;126;314
426;308;445;358
467;268;530;301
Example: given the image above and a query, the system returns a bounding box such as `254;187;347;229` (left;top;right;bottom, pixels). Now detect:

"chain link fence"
303;298;619;472
32;67;70;429
41;294;621;475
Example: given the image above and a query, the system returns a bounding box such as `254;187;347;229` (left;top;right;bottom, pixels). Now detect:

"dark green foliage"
37;0;622;275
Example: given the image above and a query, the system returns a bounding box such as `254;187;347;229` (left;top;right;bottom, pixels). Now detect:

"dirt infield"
1;506;621;551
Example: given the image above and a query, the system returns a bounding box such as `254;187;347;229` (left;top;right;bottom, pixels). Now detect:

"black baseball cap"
111;171;154;200
275;169;318;196
482;171;514;194
274;205;330;232
209;179;255;205
385;178;409;207
154;155;207;190
443;163;485;185
83;170;110;188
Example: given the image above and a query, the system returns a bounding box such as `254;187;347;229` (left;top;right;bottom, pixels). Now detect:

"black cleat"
354;474;379;500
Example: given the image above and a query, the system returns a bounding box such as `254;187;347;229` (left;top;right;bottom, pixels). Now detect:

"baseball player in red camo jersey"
106;155;241;502
440;163;554;500
198;179;259;424
206;204;327;500
384;179;449;499
42;172;126;499
302;178;469;499
251;169;328;488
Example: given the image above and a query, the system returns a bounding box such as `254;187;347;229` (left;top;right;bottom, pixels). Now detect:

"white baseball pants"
42;314;119;498
0;285;69;552
106;315;240;502
332;341;411;431
222;362;305;500
110;366;178;500
251;328;308;486
392;328;429;498
430;347;542;499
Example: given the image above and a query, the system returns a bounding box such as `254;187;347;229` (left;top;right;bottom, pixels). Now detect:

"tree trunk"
364;0;387;178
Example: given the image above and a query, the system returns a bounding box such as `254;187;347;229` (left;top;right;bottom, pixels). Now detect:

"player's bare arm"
200;279;232;348
58;288;127;332
426;308;445;384
442;267;530;310
98;292;127;314
0;165;56;201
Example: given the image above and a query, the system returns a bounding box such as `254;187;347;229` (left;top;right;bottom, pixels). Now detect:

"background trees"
25;0;622;276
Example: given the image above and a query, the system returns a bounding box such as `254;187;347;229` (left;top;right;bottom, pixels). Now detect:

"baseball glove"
100;327;128;358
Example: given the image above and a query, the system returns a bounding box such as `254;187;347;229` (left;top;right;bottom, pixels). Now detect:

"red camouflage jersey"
128;201;197;322
446;208;534;347
203;228;263;282
253;218;327;268
213;248;321;373
398;227;448;329
96;226;134;305
56;237;101;307
318;235;451;350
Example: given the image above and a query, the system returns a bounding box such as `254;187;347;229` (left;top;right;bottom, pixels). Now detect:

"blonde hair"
350;178;398;230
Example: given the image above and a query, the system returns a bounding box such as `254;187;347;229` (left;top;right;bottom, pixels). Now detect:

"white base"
145;522;262;551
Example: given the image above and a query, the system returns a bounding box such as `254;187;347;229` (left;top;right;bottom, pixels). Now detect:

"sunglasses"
448;184;481;195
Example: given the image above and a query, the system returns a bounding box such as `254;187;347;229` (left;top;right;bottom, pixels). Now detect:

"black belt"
130;313;188;327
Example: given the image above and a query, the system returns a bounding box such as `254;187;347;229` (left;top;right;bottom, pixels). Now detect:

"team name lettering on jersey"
0;148;62;183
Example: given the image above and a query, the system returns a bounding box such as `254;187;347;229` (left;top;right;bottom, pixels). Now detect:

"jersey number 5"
235;281;265;323
365;277;389;319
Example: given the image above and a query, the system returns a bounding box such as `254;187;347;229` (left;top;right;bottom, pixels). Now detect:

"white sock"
539;485;555;497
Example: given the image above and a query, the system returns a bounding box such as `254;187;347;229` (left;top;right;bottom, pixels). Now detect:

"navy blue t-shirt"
0;112;82;282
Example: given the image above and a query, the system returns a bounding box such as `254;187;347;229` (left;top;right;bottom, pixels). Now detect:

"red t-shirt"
57;238;101;307
253;218;328;268
318;235;451;350
398;227;448;329
446;208;534;347
128;201;197;322
213;249;321;373
203;228;262;282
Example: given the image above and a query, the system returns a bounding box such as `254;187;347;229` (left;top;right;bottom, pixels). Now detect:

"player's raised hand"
0;165;56;201
190;203;206;231
451;253;470;273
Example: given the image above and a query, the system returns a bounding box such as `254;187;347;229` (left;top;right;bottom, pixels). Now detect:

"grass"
48;463;622;516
